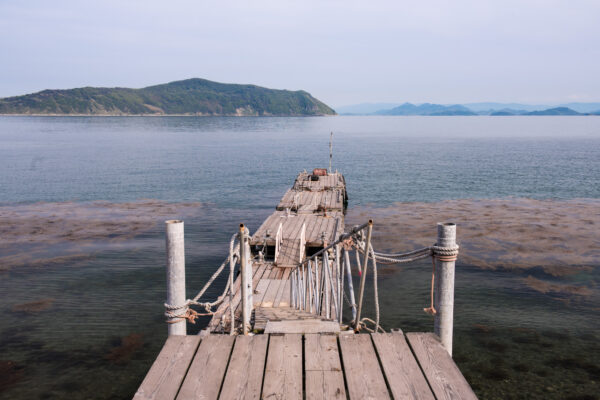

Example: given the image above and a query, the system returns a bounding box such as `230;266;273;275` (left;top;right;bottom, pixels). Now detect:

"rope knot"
165;308;201;324
341;237;354;251
431;244;459;262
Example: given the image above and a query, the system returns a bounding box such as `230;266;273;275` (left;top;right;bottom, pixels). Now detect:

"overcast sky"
1;0;598;107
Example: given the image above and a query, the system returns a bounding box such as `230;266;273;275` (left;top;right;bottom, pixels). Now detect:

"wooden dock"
135;169;477;399
135;331;476;400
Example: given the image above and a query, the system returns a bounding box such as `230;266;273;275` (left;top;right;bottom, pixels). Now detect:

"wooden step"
264;319;340;334
253;306;330;331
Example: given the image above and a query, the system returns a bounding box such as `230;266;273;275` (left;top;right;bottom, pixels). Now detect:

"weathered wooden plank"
339;334;390;400
371;333;435;400
305;334;342;372
285;215;301;239
264;320;340;334
307;216;326;244
253;279;271;306
275;267;285;279
219;335;268;400
261;279;283;307
270;265;286;279
263;334;303;400
275;239;302;267
273;268;291;307
406;333;478;400
133;335;201;400
305;371;346;400
278;280;292;307
176;335;235;400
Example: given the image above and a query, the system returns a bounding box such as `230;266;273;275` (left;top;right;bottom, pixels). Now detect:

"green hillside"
0;78;336;116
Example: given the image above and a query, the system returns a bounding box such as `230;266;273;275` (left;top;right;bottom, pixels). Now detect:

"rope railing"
164;230;244;325
164;218;459;348
289;220;460;334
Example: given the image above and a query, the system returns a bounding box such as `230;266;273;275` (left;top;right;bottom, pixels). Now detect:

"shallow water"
0;116;599;399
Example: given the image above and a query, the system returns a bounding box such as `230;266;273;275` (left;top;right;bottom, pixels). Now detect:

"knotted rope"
164;231;242;324
424;244;459;316
351;233;459;328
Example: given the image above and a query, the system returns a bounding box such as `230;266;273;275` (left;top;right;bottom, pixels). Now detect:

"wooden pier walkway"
135;169;477;399
135;331;476;400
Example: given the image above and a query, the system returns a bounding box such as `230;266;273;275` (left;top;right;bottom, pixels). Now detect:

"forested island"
0;78;336;116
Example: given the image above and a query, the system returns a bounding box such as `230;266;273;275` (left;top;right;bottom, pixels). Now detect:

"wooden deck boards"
293;171;345;191
406;333;478;400
250;212;343;247
372;332;435;400
133;335;201;400
138;171;475;398
277;188;345;212
274;238;301;267
176;335;235;400
219;335;268;400
305;334;346;400
339;333;391;399
137;332;477;399
263;334;303;400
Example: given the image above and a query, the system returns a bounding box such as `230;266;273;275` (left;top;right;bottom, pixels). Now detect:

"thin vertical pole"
435;222;457;355
355;219;373;331
290;269;295;308
325;251;339;320
303;265;307;310
166;220;186;336
336;245;343;322
309;261;314;313
297;269;301;309
329;131;333;173
323;253;330;319
344;249;357;322
229;238;236;335
315;257;321;314
239;224;249;335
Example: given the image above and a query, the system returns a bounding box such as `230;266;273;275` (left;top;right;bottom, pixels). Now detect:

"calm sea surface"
0;116;599;399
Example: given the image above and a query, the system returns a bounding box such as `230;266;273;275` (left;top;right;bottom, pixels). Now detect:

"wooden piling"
434;222;457;355
166;220;186;336
240;224;251;335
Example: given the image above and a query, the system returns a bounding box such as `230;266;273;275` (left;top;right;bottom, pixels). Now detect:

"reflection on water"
0;199;598;399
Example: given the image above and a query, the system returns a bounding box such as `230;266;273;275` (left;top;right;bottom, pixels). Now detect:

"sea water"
0;116;598;399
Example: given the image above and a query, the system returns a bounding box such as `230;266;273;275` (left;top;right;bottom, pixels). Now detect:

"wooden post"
434;222;457;355
239;224;252;335
166;220;186;336
355;219;373;331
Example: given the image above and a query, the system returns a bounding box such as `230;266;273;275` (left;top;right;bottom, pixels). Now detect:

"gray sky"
1;0;598;107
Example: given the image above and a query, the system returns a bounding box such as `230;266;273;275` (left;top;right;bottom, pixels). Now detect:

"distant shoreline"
0;113;596;117
0;113;337;117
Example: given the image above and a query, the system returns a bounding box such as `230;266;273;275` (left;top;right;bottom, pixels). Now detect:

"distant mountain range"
0;78;336;116
336;102;600;116
374;103;476;116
